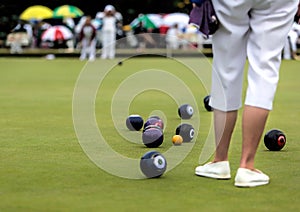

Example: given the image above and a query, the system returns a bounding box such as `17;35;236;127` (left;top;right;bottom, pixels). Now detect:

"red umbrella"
41;25;73;41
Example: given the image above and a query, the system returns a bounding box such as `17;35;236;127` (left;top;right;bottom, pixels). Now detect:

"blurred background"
0;0;215;56
0;0;298;59
0;0;192;25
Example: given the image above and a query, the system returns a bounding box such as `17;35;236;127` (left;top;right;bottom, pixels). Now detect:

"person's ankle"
213;157;228;163
239;165;255;171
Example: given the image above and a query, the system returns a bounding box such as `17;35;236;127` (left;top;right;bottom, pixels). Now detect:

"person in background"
99;5;121;59
35;21;51;48
9;20;32;54
133;21;147;51
79;15;96;61
63;17;75;51
283;21;300;60
166;23;182;49
194;0;299;187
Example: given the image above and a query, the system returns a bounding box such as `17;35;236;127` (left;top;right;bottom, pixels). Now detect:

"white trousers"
210;0;298;111
80;38;96;61
283;23;300;59
101;31;116;59
283;30;298;59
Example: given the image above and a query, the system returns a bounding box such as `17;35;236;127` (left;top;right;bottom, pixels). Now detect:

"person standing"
166;23;183;50
100;5;121;59
194;0;299;187
133;21;147;51
283;21;300;60
79;16;96;61
10;20;32;54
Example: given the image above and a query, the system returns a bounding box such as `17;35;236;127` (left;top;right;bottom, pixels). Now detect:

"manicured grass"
0;57;300;211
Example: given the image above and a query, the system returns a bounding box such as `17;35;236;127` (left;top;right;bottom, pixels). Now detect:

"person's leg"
108;32;116;59
210;0;250;157
283;35;292;60
15;33;23;54
195;0;251;179
88;39;96;61
80;39;87;60
194;110;237;179
240;106;269;170
244;0;298;166
213;109;237;162
234;0;298;187
10;41;17;54
101;31;108;59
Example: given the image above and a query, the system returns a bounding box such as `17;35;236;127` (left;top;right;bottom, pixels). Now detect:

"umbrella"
162;13;190;29
130;14;163;30
41;25;73;41
53;5;84;18
147;14;163;27
20;5;53;21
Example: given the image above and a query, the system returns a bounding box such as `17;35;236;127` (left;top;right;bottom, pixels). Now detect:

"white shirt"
102;16;117;33
82;25;94;39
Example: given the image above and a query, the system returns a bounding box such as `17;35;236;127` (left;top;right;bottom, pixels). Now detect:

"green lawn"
0;57;300;211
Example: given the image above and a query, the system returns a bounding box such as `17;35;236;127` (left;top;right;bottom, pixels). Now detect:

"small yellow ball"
172;135;183;145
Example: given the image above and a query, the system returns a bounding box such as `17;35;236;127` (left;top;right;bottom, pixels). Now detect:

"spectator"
283;21;300;60
34;21;51;48
98;5;121;59
79;15;97;61
133;21;147;51
166;23;182;49
9;20;32;54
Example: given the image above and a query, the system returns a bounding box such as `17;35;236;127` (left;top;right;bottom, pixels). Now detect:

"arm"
79;26;84;41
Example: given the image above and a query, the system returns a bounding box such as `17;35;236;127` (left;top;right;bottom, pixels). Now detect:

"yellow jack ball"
172;135;183;145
